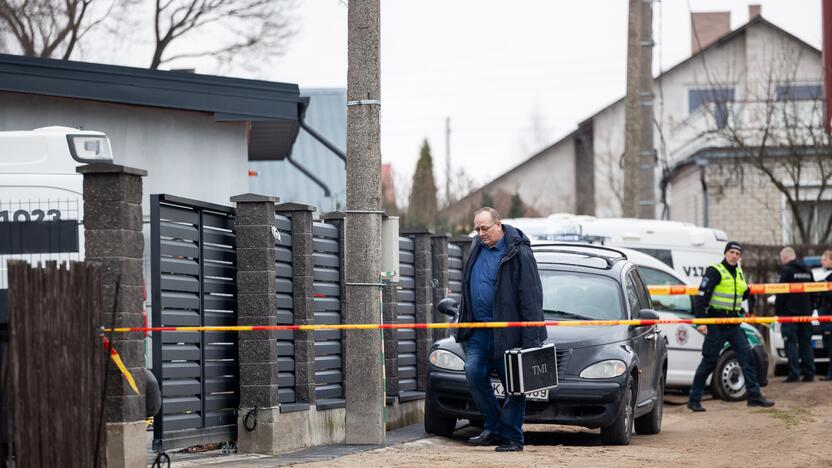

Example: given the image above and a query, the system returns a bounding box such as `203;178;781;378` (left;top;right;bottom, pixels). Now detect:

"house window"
775;84;822;101
688;88;735;128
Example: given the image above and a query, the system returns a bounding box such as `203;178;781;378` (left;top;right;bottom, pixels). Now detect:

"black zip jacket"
775;259;814;316
455;224;547;358
817;270;832;315
694;259;751;318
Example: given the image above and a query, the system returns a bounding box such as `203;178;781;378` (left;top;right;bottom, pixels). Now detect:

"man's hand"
697;325;708;335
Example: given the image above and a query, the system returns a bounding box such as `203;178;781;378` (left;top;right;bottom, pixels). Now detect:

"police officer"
776;246;816;382
817;250;832;381
687;241;774;411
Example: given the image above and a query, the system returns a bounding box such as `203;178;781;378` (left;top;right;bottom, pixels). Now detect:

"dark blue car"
425;244;668;445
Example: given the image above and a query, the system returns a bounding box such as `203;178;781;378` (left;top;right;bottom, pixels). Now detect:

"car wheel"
773;363;788;377
635;373;663;435
711;350;747;402
600;376;635;445
424;394;456;437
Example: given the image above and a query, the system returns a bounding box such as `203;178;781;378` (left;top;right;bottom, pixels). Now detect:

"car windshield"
539;270;625;320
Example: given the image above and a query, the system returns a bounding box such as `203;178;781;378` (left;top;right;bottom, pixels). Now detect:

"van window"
639;266;694;315
631;248;673;268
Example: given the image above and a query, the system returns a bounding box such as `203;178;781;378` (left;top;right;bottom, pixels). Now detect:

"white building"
442;10;825;245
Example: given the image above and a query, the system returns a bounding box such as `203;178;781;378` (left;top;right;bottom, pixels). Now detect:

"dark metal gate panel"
151;194;238;451
396;237;417;395
274;214;295;404
447;243;464;307
312;221;343;406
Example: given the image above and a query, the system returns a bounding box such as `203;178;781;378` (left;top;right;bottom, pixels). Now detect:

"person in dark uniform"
687;241;775;412
817;250;832;381
776;246;816;382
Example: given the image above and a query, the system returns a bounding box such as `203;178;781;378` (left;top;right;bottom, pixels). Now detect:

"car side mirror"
638;309;660;321
437;298;459;318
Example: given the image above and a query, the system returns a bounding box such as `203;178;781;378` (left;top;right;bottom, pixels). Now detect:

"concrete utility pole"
345;0;385;444
445;116;451;206
622;0;656;218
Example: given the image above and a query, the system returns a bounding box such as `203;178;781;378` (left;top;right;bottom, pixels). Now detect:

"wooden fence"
7;261;106;468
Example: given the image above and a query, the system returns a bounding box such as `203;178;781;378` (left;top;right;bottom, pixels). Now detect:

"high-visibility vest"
708;262;748;311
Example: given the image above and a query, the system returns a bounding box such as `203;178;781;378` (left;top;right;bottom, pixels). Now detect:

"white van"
0;126;113;318
504;214;728;283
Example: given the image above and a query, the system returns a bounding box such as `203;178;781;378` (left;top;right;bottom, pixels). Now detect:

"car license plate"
491;379;549;401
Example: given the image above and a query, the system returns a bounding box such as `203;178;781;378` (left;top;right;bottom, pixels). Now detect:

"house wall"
667;164;704;226
0;92;249;210
703;161;784;245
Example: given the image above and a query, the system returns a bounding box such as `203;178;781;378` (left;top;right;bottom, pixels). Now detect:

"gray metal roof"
0;53;305;160
249;88;347;212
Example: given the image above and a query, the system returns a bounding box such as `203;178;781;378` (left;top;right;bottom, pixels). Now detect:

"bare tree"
149;0;296;70
691;38;831;244
0;0;123;58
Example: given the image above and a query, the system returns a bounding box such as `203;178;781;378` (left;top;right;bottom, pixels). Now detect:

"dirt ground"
293;379;832;468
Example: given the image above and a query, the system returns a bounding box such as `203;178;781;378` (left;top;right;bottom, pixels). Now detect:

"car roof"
531;242;630;275
530;240;689;283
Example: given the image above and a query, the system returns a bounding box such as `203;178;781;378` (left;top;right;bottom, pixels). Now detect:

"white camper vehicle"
503;214;728;283
0;126;114;318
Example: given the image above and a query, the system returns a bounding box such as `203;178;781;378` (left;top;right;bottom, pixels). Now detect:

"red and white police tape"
105;314;831;334
648;281;832;296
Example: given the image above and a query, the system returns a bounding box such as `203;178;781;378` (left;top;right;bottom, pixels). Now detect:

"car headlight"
429;349;465;371
580;360;626;379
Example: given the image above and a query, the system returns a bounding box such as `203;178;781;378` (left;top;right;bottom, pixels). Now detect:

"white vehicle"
767;255;828;375
535;242;769;400
0;126;113;319
504;214;728;283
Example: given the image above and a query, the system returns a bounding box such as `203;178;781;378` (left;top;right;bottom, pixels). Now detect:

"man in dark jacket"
817;250;832;381
776;246;816;382
455;207;546;452
687;241;774;412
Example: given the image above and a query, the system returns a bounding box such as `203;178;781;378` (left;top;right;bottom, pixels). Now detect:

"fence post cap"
275;202;316;212
321;211;346;220
450;235;474;243
76;163;147;176
431;232;451;239
230;193;280;204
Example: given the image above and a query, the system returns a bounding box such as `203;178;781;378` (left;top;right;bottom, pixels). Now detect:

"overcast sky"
167;1;823;196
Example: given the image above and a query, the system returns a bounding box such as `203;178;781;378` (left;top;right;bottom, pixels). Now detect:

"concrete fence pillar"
276;203;317;406
77;163;147;468
430;233;450;342
400;227;433;391
231;193;281;454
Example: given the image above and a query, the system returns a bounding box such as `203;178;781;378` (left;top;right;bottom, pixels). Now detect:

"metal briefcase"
504;343;558;395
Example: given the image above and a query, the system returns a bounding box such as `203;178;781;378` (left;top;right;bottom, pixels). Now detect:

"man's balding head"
780;246;796;264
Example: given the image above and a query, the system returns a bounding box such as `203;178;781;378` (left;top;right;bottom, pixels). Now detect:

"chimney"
749;5;762;19
691;11;731;54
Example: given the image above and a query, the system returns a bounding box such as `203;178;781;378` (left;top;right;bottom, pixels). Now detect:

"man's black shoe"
747;396;775;408
467;430;501;446
687;401;705;412
783;377;800;383
495;440;523;452
802;376;815;382
820;375;832;381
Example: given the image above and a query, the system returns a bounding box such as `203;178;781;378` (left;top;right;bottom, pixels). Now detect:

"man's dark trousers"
464;329;525;445
689;324;761;403
781;323;815;379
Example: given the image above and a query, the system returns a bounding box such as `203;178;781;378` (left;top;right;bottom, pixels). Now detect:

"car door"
625;269;655;405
